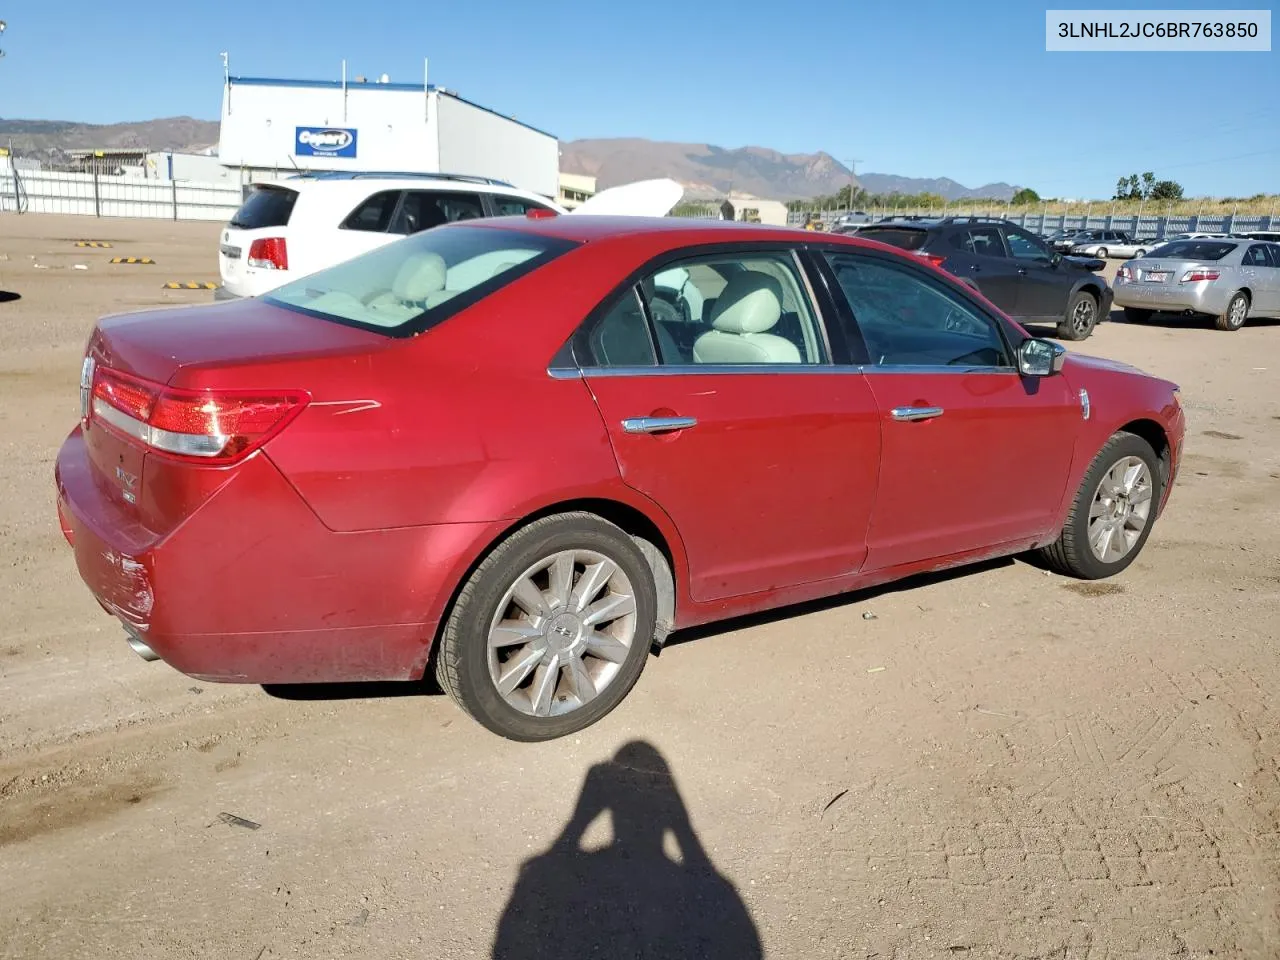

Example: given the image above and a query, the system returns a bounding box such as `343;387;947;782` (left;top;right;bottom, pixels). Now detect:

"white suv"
218;173;570;299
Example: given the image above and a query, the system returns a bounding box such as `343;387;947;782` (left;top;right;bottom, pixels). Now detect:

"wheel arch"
420;495;685;680
1117;418;1171;495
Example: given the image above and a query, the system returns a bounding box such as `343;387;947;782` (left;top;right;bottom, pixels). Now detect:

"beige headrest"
392;252;447;301
710;272;783;334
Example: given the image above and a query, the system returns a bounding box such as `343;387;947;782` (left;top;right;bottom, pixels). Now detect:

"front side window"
1004;229;1052;262
390;191;485;235
265;225;577;334
341;190;401;233
824;253;1010;368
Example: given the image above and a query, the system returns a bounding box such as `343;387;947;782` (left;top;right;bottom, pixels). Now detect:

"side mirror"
1018;338;1066;377
1050;252;1062;267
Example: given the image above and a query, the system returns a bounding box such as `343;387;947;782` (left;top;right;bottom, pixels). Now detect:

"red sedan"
55;216;1185;740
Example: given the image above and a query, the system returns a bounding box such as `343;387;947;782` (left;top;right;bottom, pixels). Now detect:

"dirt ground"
1;214;1278;960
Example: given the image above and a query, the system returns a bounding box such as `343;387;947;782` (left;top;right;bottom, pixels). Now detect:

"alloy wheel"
1072;297;1097;334
1087;456;1153;563
1228;296;1248;328
486;549;637;718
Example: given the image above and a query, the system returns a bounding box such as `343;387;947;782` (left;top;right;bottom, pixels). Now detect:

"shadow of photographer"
492;740;762;959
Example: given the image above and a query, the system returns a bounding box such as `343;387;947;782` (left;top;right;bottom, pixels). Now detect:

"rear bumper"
1114;282;1231;316
56;426;505;684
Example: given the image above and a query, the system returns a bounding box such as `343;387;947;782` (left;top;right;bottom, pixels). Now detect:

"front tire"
1038;432;1161;580
1095;247;1109;259
1058;290;1099;340
434;512;657;741
1216;291;1249;331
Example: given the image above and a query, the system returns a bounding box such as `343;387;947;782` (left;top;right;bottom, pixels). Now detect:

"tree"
1149;179;1184;202
1011;187;1040;205
1114;174;1142;201
1141;172;1157;198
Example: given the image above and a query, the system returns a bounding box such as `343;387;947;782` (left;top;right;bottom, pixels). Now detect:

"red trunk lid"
82;300;393;534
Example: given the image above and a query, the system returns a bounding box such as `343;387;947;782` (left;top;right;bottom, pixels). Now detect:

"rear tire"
1215;291;1249;331
1057;290;1099;340
1123;306;1153;324
1134;249;1147;258
434;512;656;741
1038;432;1161;580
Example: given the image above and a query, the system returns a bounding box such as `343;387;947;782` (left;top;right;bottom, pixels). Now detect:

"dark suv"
855;217;1113;340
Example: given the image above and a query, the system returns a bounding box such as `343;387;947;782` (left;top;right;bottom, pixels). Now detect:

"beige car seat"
692;272;801;364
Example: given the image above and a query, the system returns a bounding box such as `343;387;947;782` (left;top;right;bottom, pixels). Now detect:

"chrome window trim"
549;363;1019;379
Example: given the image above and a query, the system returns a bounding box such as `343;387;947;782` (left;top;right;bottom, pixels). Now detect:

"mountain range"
560;138;1019;201
0;117;1018;202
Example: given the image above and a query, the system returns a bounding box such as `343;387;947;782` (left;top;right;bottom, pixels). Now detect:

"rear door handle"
1017;266;1028;275
621;416;698;435
889;406;944;422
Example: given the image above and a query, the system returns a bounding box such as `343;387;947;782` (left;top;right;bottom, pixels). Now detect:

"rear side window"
855;227;928;252
229;186;298;229
490;194;556;217
950;227;1005;258
341;190;401;232
1146;241;1236;261
264;225;577;335
574;290;657;367
391;191;485;235
1242;244;1272;267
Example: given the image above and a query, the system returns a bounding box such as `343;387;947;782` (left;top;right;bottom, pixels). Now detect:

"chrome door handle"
889;406;944;422
621;416;698;435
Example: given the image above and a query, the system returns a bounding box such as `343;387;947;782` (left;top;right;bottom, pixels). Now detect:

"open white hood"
565;178;684;218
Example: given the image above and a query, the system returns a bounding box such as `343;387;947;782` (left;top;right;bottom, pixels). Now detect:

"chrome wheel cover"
487;550;637;718
1087;456;1153;563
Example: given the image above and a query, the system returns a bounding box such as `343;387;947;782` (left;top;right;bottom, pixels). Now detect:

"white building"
558;172;597;210
217;74;560;198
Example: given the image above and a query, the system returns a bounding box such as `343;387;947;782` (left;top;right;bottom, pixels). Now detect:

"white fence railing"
1;168;243;221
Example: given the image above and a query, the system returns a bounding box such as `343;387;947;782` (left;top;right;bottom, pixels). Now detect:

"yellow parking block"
110;257;155;265
163;282;219;290
75;241;113;248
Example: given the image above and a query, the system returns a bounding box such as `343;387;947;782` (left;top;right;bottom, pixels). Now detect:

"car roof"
253;174;541;199
465;214;887;249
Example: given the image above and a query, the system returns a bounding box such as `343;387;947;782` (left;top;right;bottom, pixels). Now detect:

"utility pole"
846;158;862;211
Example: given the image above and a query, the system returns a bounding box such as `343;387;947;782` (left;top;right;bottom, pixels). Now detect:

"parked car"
56;216;1184;741
832;211;873;232
854;217;1112;339
217;173;679;299
1242;230;1280;242
1114;238;1280;331
1070;233;1155;259
1048;230;1102;253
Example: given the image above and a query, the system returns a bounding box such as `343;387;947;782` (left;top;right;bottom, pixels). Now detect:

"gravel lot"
1;214;1278;960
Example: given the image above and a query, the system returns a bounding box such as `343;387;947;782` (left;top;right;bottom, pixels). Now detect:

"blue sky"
1;0;1275;198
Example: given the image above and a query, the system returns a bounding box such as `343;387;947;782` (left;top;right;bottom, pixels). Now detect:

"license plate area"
1143;271;1169;283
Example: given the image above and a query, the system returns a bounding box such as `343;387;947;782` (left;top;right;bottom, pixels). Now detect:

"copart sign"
295;127;358;158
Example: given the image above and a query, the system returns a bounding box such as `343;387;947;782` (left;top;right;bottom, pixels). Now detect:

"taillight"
526;208;558;219
916;251;947;268
1116;266;1133;282
89;366;308;463
1180;269;1220;283
247;237;288;270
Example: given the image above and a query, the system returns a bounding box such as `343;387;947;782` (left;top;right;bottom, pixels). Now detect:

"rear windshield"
264;224;577;336
230;186;299;229
1144;240;1236;262
854;227;928;252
